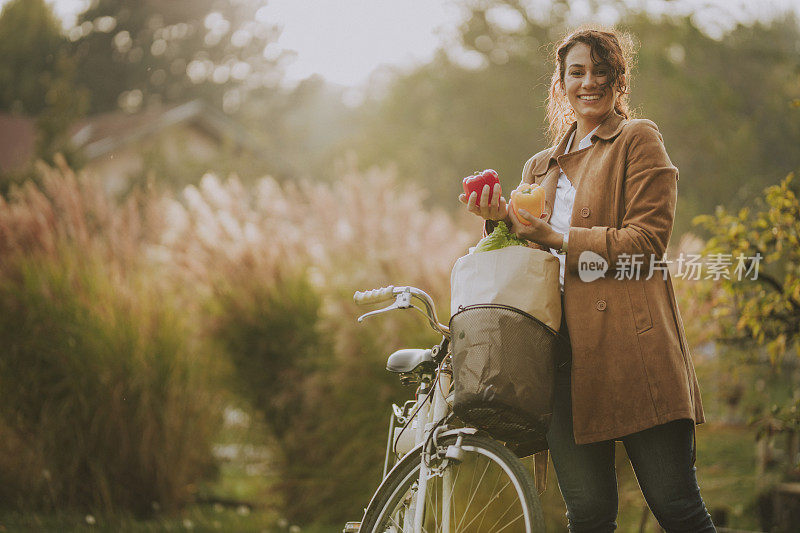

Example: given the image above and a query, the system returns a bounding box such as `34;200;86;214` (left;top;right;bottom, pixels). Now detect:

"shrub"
0;157;477;524
0;160;222;514
160;167;474;525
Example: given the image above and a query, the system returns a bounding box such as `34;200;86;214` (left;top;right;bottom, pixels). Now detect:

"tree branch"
751;264;783;294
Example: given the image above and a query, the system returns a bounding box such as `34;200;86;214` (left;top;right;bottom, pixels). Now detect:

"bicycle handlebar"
353;285;395;305
353;285;450;337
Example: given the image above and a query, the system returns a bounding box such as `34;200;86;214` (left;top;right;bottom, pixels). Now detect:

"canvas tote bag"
449;245;563;493
450;246;561;328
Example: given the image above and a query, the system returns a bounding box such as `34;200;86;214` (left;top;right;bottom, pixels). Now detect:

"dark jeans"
548;295;715;532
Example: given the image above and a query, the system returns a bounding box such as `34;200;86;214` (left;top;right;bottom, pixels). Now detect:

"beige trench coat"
514;111;705;449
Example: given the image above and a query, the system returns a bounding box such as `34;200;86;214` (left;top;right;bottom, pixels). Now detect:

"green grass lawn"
0;506;278;532
0;421;773;532
0;377;784;533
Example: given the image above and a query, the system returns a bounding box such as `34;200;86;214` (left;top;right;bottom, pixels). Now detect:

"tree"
624;11;800;237
693;173;800;362
0;0;64;114
34;52;88;166
346;0;800;241
69;0;287;114
0;0;87;173
348;1;558;205
693;172;800;483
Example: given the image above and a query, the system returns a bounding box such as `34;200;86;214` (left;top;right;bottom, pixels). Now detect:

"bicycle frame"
350;284;544;533
371;358;479;533
353;285;473;533
419;367;458;531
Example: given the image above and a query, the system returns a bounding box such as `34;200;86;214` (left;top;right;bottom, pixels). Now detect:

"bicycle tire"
360;433;545;532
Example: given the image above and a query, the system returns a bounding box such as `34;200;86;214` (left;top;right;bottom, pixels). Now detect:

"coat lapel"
539;166;560;224
529;111;626;224
557;111;626;191
531;123;576;224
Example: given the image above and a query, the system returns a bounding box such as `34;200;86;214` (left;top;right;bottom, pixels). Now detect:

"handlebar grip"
353;285;395;305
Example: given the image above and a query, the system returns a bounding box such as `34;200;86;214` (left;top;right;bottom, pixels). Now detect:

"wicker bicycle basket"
449;304;561;452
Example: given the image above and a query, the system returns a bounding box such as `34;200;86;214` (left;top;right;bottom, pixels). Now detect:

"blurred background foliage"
1;0;799;530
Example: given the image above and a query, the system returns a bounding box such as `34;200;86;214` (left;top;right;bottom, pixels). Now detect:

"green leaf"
473;221;528;253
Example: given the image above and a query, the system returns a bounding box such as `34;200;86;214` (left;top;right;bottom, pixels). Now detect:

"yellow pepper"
509;183;546;225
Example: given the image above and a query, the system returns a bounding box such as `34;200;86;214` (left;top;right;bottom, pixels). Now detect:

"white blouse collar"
565;124;602;154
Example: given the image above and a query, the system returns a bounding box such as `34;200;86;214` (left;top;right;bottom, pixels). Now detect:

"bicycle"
344;285;545;533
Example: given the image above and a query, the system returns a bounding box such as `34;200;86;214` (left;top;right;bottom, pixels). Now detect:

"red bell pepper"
462;169;501;205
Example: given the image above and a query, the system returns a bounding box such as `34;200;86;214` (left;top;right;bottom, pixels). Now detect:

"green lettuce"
473;221;528;253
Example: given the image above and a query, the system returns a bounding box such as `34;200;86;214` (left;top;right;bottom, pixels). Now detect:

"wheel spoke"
426;475;439;533
492;512;524;533
368;436;541;533
455;456;491;531
459;480;511;532
388;512;402;531
486;496;521;532
449;459;462;527
476;467;503;532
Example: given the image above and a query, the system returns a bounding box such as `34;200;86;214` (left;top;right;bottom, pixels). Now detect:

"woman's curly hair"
545;26;637;145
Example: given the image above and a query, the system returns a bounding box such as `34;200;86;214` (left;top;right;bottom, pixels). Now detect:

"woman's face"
562;42;618;127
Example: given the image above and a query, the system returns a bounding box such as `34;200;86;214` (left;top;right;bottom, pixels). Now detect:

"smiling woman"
563;45;618;140
459;25;717;532
546;27;634;146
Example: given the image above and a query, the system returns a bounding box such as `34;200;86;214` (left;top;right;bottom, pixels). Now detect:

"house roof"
0;113;36;173
0;100;263;173
70;99;263;160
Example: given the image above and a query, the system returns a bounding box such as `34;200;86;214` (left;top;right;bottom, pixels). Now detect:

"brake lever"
357;290;412;323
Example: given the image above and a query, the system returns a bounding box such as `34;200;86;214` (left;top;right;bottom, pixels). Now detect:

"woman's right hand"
459;183;508;221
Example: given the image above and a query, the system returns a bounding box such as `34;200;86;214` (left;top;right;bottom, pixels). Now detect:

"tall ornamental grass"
157;165;474;525
0;154;477;524
0;158;222;514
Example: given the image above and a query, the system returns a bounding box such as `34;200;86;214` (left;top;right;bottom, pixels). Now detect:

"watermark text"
576;251;762;281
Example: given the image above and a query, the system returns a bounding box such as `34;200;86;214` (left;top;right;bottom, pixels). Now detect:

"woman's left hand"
510;208;563;250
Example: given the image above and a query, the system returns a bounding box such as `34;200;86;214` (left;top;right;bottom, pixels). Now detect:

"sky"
255;0;465;87
260;0;800;87
4;0;800;88
18;0;468;87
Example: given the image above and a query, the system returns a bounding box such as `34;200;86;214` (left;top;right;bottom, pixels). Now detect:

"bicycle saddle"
386;348;434;373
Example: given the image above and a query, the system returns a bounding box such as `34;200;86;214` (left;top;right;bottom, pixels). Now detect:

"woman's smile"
563;42;618;133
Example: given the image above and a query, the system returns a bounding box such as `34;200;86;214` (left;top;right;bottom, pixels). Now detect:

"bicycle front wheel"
360;433;544;532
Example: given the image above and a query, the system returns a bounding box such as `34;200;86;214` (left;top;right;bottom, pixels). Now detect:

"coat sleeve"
565;120;678;274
